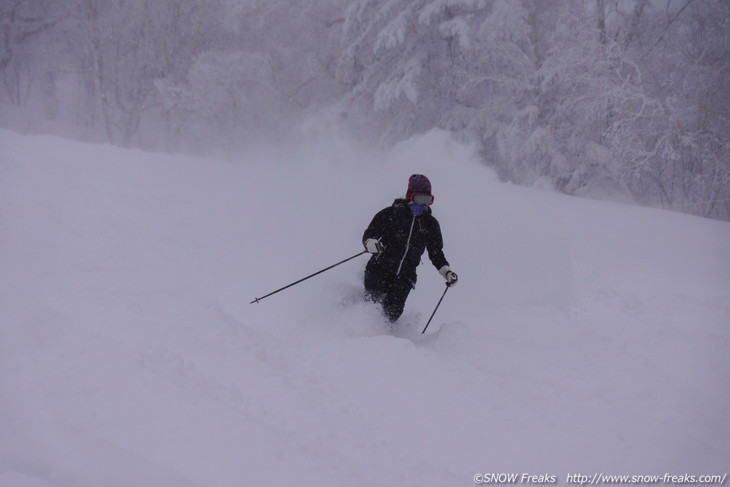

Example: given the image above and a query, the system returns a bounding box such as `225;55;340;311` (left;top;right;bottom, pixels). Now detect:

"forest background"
2;0;728;220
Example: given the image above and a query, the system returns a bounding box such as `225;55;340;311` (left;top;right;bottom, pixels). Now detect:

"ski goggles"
409;193;435;205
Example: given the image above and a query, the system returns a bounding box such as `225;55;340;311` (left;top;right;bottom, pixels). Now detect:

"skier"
362;174;458;323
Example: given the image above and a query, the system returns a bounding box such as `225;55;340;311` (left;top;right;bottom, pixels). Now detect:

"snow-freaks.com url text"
473;473;728;485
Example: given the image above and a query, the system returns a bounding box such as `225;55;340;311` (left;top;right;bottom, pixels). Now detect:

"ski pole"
421;282;451;334
250;250;368;304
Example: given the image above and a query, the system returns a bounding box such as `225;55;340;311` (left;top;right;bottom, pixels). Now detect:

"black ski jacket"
362;198;449;284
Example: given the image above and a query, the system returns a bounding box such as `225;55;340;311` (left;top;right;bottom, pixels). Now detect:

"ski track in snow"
1;129;729;487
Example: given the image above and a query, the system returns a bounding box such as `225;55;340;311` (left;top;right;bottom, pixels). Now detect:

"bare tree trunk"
84;0;114;143
44;70;58;120
596;0;607;47
624;0;647;50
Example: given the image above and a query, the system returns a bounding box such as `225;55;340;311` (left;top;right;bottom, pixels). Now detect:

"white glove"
365;238;385;254
439;266;458;287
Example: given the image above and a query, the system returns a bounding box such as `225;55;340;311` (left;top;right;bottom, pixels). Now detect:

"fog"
1;0;729;219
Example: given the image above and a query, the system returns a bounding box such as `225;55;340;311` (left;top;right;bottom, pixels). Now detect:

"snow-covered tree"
2;0;727;219
154;0;348;151
337;0;493;142
70;0;222;145
0;0;63;106
597;0;730;218
335;0;729;218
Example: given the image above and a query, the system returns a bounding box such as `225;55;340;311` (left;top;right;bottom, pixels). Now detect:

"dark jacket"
362;198;449;284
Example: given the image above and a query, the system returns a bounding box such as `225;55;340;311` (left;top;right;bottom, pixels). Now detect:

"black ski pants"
364;267;413;323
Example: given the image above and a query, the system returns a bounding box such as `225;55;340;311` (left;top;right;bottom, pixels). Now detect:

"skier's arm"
427;218;458;286
362;208;391;248
426;218;449;270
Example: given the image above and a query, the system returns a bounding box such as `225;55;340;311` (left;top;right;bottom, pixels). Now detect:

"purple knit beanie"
407;174;432;195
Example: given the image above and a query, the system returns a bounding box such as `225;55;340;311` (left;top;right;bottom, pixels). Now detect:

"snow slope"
1;128;728;487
